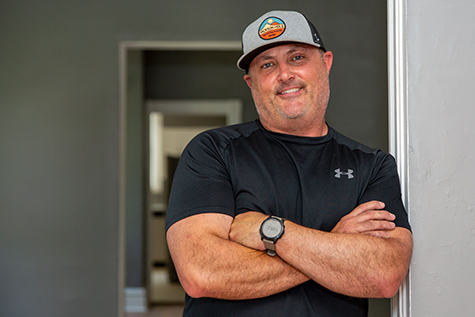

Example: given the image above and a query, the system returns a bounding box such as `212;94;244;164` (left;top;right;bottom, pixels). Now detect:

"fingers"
331;201;397;237
363;230;391;239
350;200;385;216
350;210;395;225
346;201;395;224
333;217;395;235
357;218;396;232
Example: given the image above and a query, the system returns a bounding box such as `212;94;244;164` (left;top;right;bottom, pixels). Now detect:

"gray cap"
237;10;326;70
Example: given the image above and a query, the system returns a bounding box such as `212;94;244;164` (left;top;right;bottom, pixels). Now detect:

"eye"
292;55;305;62
262;62;274;69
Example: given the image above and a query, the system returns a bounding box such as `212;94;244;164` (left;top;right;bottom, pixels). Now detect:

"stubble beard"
254;78;330;125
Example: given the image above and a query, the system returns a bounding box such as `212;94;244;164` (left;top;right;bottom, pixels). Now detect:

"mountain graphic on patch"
259;17;286;40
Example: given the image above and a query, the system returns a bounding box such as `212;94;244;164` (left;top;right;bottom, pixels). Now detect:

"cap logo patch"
259;17;285;40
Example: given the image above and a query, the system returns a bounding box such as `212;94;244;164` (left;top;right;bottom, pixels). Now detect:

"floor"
125;305;185;317
125;268;185;317
149;268;186;303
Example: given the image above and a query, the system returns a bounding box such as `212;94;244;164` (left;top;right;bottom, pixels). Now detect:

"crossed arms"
166;200;413;300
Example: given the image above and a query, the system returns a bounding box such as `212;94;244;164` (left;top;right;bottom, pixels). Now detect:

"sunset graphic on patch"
259;17;286;40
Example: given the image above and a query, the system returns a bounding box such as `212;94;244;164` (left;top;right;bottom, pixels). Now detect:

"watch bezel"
260;216;285;242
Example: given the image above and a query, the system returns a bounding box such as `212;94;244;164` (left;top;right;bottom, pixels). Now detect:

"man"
166;10;412;316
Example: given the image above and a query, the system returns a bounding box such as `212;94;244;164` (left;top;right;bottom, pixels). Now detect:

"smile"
279;87;302;95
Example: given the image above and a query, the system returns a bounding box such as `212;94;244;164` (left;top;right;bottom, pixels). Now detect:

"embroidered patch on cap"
258;17;286;40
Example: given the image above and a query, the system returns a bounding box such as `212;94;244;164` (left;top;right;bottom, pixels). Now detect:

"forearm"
167;213;309;300
276;221;412;298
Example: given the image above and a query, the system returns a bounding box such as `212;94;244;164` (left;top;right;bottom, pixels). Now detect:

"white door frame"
388;0;410;316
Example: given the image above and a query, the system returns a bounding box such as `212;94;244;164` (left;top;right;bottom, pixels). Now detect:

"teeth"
280;88;300;94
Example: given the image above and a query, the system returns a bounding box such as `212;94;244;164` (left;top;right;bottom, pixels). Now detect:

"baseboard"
125;287;148;313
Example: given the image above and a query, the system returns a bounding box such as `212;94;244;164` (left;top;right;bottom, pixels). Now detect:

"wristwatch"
260;216;285;256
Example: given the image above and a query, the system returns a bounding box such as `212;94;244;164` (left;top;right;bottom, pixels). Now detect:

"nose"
277;63;294;82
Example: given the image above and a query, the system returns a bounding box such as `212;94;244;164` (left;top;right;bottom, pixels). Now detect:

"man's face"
244;44;333;136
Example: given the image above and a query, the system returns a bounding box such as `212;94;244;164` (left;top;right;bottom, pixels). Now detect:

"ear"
244;74;252;89
323;51;333;74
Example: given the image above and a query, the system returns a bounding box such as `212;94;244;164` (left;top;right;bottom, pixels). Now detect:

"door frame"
388;0;410;316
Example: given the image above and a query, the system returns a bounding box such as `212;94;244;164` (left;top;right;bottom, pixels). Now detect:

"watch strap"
262;238;277;256
260;216;285;256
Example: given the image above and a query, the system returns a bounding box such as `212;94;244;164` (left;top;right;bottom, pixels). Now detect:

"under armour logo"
334;168;354;179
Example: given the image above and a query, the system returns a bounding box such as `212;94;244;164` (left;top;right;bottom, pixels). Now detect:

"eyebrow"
255;45;308;62
255;55;274;63
286;44;312;54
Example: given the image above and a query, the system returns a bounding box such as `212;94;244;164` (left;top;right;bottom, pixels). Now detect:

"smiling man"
166;10;413;317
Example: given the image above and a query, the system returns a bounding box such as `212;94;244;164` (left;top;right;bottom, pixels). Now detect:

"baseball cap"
237;10;326;71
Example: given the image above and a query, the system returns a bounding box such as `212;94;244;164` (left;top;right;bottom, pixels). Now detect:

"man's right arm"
164;132;310;300
166;212;310;300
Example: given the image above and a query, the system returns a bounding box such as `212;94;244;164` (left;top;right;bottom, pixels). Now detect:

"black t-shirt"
166;120;411;317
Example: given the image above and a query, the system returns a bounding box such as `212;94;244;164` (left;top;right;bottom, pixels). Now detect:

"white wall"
407;0;475;315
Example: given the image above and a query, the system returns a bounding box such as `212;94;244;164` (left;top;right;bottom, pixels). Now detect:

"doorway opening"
118;41;246;313
145;99;242;304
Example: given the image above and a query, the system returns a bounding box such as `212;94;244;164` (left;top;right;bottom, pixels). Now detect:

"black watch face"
262;218;283;238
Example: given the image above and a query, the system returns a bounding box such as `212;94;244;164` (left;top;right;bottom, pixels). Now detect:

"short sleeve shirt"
166;120;411;317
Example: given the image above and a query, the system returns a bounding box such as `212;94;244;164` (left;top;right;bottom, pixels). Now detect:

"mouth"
278;87;302;95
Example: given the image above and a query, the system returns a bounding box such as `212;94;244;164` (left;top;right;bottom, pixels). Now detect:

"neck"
260;119;328;137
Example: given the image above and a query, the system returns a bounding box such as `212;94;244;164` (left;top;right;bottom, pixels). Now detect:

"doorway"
118;41;246;313
146;99;242;304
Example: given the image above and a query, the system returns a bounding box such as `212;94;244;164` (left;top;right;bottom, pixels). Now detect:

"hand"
229;212;268;251
331;201;396;238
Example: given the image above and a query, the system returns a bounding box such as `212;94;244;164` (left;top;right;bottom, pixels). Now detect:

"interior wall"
0;1;387;316
143;50;255;121
406;0;475;315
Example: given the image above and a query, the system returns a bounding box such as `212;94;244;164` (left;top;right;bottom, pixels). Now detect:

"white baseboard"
125;287;148;313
